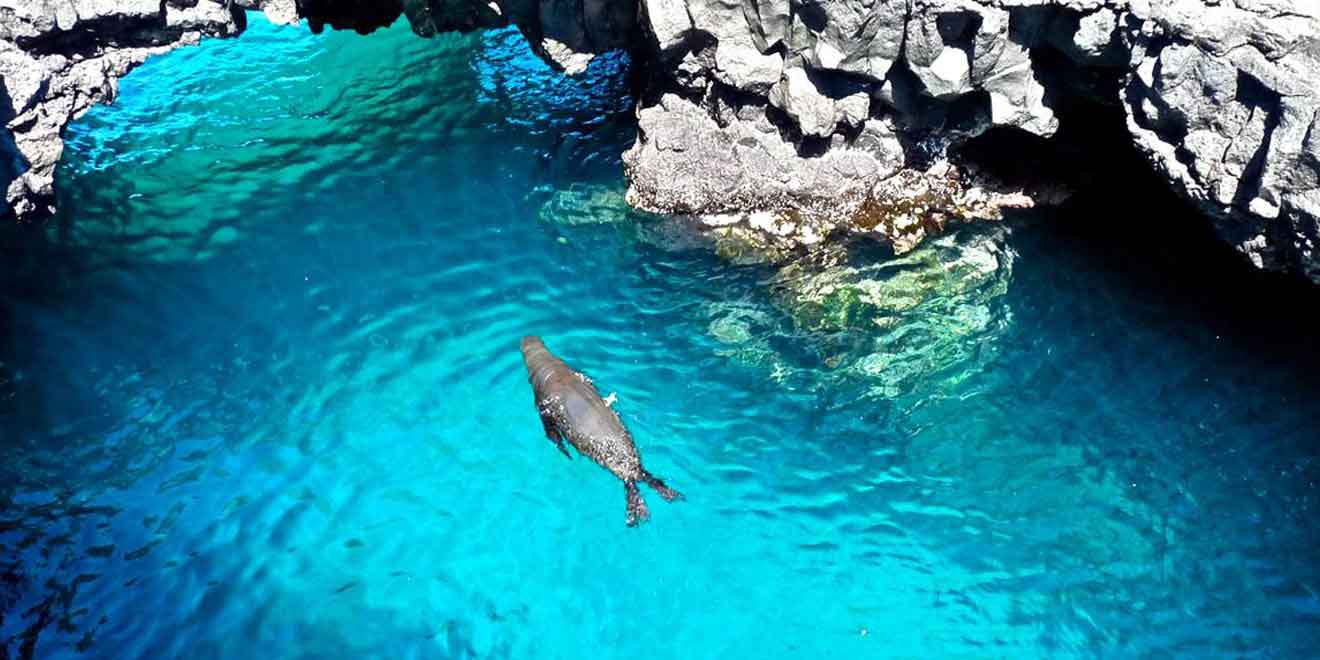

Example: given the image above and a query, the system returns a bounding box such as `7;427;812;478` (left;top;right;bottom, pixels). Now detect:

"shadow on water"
959;82;1320;390
0;220;53;423
1020;180;1320;387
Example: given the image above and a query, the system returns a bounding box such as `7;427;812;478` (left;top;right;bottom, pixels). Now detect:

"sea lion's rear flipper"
641;470;683;502
625;481;650;527
538;408;572;460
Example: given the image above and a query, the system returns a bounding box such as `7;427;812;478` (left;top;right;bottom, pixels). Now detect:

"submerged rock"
533;179;1016;399
536;183;636;226
696;222;1016;403
630;165;1028;397
771;226;1012;334
773;224;1015;397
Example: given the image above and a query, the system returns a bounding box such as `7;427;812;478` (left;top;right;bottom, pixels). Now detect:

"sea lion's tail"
625;481;650;527
641;470;683;502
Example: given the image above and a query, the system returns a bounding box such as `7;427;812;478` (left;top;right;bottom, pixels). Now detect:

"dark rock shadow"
973;75;1320;386
1231;69;1283;211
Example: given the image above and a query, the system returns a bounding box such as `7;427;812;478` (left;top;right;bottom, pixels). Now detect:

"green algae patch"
690;219;1017;403
537;183;636;226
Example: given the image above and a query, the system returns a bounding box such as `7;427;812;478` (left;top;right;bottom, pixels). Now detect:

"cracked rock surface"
1123;0;1320;278
2;0;1319;281
626;0;1320;281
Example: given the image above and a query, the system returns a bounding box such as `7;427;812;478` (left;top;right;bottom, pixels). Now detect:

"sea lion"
520;336;682;526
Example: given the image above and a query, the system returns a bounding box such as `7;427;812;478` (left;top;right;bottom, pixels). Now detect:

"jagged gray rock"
624;92;906;215
625;0;1319;281
2;0;1319;282
1;0;248;221
1123;0;1320;279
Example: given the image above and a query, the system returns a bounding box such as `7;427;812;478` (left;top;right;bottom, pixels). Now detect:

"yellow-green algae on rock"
539;176;1020;403
768;224;1016;400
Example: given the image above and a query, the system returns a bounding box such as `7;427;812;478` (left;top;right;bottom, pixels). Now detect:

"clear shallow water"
4;16;1320;659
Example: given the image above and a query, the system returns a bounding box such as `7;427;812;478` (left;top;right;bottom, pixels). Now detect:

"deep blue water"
4;16;1320;659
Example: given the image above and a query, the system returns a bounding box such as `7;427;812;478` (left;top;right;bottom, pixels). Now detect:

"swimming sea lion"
520;336;682;526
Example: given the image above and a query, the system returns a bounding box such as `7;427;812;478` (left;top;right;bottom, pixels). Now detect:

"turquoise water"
5;16;1320;659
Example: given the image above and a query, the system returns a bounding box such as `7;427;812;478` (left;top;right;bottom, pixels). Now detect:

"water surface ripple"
3;16;1320;660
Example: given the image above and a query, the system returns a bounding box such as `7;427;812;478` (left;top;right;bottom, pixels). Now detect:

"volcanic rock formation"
2;0;1318;280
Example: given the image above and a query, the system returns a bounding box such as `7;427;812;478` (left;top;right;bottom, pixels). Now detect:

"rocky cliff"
3;0;1318;280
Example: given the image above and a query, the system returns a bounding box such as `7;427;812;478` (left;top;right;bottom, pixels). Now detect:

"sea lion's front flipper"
537;406;572;460
550;434;572;460
625;481;650;527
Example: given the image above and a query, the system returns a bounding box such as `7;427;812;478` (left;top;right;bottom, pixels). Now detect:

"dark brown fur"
520;336;681;526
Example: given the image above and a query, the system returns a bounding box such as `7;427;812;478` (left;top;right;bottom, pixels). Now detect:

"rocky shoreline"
2;1;1318;281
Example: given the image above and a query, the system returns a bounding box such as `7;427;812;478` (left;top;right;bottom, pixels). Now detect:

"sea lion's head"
520;336;545;355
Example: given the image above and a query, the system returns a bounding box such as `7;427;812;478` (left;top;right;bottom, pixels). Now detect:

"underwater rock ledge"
2;0;1319;282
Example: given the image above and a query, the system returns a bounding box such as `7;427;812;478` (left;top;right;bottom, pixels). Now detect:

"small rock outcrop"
2;0;1319;281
